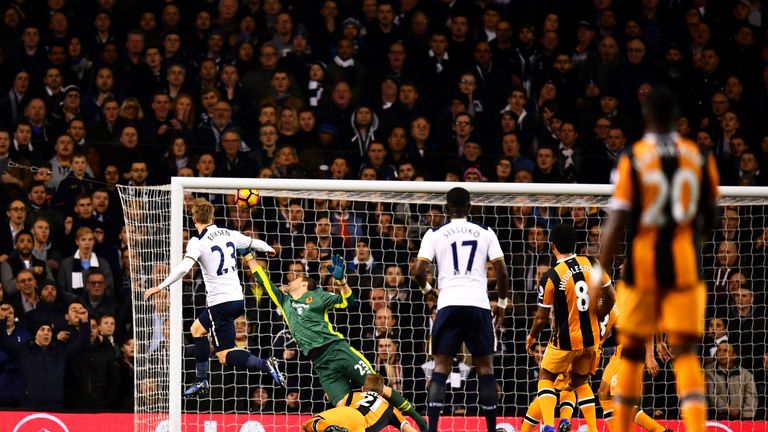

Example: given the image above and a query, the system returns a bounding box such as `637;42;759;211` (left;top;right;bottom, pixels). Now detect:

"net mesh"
120;183;768;432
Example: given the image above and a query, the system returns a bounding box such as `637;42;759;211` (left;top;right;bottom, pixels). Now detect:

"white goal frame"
164;176;768;431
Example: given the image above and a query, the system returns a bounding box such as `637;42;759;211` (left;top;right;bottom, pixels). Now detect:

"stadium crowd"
0;0;766;423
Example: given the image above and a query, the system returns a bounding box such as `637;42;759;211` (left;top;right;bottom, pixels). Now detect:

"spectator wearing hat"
52;85;83;126
0;316;89;410
24;279;66;334
0;229;51;294
349;104;380;158
0;303;31;407
572;21;597;78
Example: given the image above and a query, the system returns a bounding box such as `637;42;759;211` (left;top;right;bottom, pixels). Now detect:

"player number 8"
641;168;700;227
575;280;589;312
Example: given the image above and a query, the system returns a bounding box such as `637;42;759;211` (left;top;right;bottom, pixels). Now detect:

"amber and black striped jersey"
343;391;408;432
612;133;720;290
538;254;612;350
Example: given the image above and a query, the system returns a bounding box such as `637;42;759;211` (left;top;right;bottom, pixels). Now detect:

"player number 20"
641;168;701;227
574;280;589;312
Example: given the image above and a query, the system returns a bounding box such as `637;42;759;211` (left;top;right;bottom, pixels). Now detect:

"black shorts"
431;305;496;357
197;300;244;352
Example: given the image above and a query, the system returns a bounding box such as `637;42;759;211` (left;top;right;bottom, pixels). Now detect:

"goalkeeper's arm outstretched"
244;253;429;431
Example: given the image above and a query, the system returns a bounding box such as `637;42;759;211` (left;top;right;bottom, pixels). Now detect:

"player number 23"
641;168;700;226
353;360;370;376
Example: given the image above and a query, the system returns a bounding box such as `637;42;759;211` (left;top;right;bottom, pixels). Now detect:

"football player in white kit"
144;198;285;397
411;187;510;432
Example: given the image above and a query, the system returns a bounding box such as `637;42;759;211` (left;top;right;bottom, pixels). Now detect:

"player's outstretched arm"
144;256;195;301
243;253;284;305
326;254;352;299
245;237;277;256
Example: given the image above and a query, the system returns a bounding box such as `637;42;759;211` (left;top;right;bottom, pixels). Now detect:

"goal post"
120;178;768;432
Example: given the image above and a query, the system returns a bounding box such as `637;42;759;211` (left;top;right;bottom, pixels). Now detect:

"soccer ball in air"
235;189;260;208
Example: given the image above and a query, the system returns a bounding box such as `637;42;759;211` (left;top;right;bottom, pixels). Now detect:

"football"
235;189;260;208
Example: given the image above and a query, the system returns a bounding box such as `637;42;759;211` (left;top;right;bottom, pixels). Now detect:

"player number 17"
450;240;478;275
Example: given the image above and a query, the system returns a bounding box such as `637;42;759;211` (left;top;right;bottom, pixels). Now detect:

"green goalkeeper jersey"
253;265;352;355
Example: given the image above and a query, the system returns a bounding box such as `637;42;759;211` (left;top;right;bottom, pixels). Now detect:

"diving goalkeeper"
245;253;428;431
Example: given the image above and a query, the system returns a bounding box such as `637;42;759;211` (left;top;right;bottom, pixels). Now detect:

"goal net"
119;179;768;432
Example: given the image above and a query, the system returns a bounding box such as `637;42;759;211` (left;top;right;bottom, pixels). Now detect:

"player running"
595;87;719;432
301;373;418;432
144;198;285;397
526;223;613;432
411;187;510;432
245;254;429;431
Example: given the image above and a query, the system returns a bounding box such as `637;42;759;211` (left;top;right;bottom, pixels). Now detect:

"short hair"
363;373;385;393
97;313;115;325
75;226;93;239
191;198;214;224
15;229;33;243
300;275;318;291
87;268;106;281
549;223;577;254
643;86;680;129
446;187;471;208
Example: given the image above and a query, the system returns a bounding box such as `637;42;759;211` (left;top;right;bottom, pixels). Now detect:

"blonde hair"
191;198;214;224
76;226;93;239
363;373;384;394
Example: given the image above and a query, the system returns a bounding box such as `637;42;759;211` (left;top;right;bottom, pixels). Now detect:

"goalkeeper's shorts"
312;340;374;406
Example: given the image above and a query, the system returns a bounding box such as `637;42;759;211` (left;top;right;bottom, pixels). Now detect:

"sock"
388;388;428;431
225;349;267;371
194;336;210;381
600;399;616;432
635;408;666;432
673;353;707;432
522;397;542;432
478;374;497;432
427;372;447;432
575;384;598;432
195;361;208;382
537;379;557;428
614;360;644;432
559;389;576;420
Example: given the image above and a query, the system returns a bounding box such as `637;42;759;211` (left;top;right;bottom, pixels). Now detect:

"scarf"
308;80;324;107
334;56;355;68
560;143;575;170
72;250;99;295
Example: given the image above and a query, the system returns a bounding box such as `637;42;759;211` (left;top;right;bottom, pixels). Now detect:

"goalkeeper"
302;373;418;432
245;253;428;431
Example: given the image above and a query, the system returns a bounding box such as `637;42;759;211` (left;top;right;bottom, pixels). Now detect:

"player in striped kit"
144;198;284;398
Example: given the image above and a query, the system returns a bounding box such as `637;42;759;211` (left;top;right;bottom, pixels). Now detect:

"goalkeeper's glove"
326;254;347;284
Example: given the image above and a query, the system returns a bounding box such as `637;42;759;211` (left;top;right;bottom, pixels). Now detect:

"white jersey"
417;218;504;310
184;225;253;306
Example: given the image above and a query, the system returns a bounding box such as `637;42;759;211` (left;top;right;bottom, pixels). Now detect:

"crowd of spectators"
0;0;767;421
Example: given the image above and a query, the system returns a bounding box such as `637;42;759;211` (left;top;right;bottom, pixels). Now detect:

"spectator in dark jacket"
0;314;89;410
0;303;31;407
65;316;120;410
23;279;67;333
